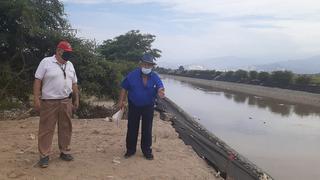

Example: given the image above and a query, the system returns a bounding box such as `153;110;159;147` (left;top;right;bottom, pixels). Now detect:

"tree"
223;71;235;81
234;69;248;82
249;71;258;80
295;75;312;86
98;30;161;62
0;0;71;102
257;71;270;84
178;65;185;71
271;71;293;86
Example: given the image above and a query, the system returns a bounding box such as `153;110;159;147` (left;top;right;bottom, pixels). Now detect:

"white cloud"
63;0;320;64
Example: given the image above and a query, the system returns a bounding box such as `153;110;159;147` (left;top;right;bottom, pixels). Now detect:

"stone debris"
112;157;121;164
28;134;36;140
7;170;25;179
91;130;100;135
96;147;105;153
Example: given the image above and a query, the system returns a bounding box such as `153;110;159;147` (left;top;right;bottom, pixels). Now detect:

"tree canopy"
0;0;162;109
98;30;161;62
0;0;71;101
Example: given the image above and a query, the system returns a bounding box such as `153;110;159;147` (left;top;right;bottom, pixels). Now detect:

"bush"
295;75;312;86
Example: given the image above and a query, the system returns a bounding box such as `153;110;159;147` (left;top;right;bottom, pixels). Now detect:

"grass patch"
0;99;22;110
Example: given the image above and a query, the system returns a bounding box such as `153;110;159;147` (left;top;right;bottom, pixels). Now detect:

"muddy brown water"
162;77;320;180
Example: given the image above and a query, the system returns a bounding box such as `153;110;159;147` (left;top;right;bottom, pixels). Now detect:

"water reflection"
162;77;320;180
233;93;247;104
171;78;320;117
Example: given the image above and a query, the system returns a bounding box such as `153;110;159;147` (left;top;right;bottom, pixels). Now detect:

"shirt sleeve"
70;63;78;84
121;77;130;90
72;71;78;84
34;59;46;80
155;75;164;90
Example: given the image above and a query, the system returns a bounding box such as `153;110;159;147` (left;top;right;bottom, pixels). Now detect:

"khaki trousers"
38;98;73;157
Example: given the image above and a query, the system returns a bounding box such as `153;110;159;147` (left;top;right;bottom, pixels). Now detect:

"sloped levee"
157;97;273;180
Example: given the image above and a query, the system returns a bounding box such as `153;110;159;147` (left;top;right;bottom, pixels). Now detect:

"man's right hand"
34;99;41;112
118;101;125;110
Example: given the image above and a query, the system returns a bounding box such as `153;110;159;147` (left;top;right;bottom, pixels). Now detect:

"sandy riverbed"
0;112;221;180
162;74;320;107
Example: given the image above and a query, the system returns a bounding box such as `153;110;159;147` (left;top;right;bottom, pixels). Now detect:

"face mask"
141;67;152;74
62;51;72;61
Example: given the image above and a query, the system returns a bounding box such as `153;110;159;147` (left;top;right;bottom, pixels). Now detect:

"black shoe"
39;156;49;168
60;153;74;161
144;153;154;160
124;152;135;159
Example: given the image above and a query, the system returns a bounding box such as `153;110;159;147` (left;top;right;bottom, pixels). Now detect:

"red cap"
57;41;73;52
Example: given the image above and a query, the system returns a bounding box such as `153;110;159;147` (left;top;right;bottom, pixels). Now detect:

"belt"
42;93;72;101
42;97;71;101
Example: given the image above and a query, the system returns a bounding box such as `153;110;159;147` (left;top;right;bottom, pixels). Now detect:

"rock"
28;133;36;140
96;147;105;153
7;170;25;178
112;157;121;164
160;112;173;121
24;159;31;163
112;159;120;164
15;149;24;154
91;130;100;135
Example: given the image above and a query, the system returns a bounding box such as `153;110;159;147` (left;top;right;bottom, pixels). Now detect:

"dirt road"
0;113;220;180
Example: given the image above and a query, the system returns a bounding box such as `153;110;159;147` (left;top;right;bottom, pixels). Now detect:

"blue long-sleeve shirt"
121;68;164;107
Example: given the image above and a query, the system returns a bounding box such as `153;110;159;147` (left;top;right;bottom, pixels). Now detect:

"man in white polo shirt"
33;40;79;168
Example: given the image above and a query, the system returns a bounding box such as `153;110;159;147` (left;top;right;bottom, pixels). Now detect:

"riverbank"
0;113;220;180
162;74;320;107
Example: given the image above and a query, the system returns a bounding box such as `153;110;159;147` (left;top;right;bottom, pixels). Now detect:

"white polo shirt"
35;55;77;99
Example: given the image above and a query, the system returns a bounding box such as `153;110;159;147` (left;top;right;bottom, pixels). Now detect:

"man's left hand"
158;88;165;98
73;101;79;112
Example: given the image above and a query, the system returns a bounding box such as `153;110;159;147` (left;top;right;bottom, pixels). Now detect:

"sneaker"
39;156;49;168
124;151;135;159
60;153;74;161
144;153;154;160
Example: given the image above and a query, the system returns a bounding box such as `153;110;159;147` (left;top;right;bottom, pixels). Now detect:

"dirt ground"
0;113;220;180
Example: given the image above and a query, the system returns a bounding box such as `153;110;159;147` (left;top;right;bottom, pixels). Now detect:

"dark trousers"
126;101;154;155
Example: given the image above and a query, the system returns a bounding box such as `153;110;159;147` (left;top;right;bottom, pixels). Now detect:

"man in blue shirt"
118;53;165;160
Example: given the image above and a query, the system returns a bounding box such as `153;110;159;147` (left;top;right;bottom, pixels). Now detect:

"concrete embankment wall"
162;74;320;107
158;98;273;180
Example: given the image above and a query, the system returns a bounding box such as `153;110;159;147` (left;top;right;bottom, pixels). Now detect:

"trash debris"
111;109;124;127
215;171;221;177
104;117;111;122
112;157;121;164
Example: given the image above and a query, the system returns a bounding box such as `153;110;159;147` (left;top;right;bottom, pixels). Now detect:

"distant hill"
159;55;320;74
255;56;320;74
183;56;258;71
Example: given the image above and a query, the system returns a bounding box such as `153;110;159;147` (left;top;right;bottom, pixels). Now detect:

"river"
162;76;320;180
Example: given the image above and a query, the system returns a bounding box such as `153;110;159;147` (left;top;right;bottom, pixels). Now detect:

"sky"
62;0;320;67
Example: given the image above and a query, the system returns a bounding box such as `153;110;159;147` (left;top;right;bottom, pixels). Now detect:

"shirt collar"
52;55;68;65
